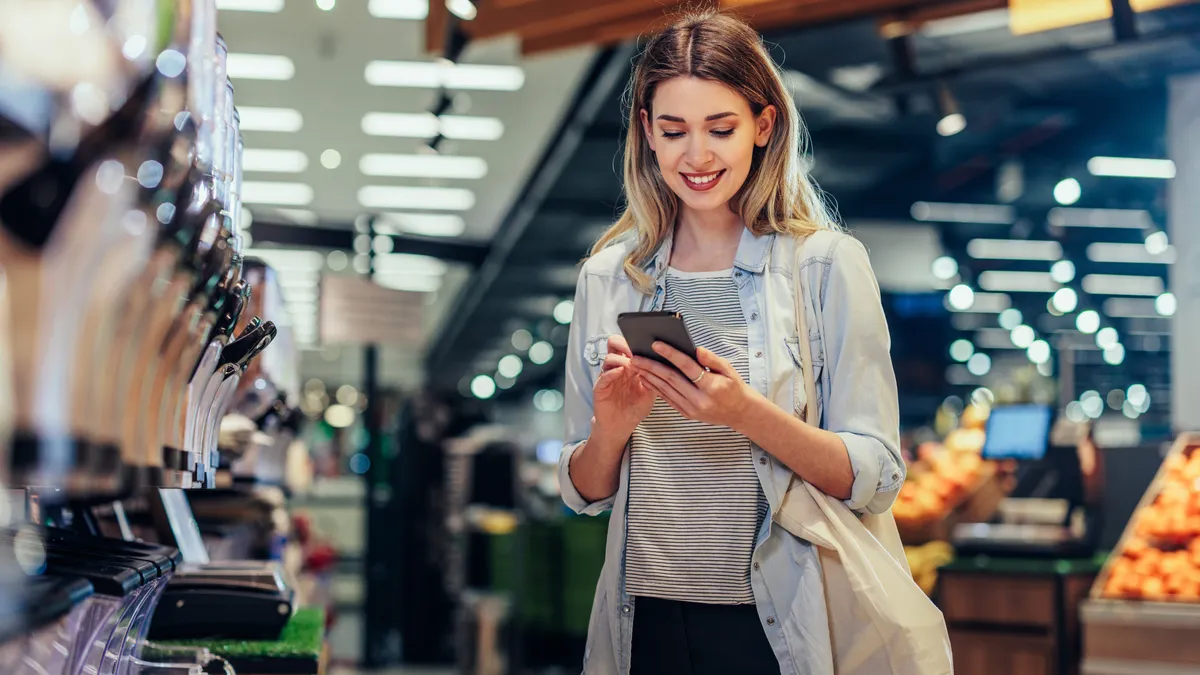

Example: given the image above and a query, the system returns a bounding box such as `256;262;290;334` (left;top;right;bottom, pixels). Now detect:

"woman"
559;11;904;675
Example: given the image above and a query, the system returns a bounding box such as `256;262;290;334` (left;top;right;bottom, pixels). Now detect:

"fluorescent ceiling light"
921;8;1010;37
1048;207;1151;229
1088;156;1176;179
966;238;1062;261
1082;274;1164;297
977;271;1058;293
373;252;448;275
226;53;295;81
360;112;504;141
275;208;319;225
945;291;1011;313
446;0;477;20
1086;242;1177;264
368;0;427;19
241;181;314;205
376;212;466;237
359;153;486;179
911;201;1015;224
216;0;284;11
1103;297;1159;319
364;60;525;91
441;115;504;140
236;106;303;132
241;149;308;173
358;185;474;211
373;274;442;293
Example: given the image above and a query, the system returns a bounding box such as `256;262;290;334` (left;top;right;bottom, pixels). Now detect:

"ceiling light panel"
1082;274;1165;296
911;201;1015;224
1103;297;1161;319
241;181;314;205
977;271;1058;293
368;0;428;19
1086;242;1177;264
1048;207;1152;229
966;238;1063;261
1087;156;1176;179
364;60;525;91
358;185;475;211
376;212;466;237
217;0;284;10
373;274;443;293
360;112;504;141
946;291;1011;313
242;149;308;173
226;53;295;81
373;252;448;275
359;153;487;179
235;106;303;132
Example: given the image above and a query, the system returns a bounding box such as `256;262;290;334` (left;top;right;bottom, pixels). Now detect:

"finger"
607;334;633;358
638;368;701;413
651;342;705;381
631;355;699;395
696;347;736;378
602;353;631;372
638;371;693;416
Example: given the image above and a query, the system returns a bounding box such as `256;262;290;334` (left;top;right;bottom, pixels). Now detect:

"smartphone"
616;311;698;373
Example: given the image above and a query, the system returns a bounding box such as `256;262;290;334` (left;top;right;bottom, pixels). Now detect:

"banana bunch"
905;541;955;596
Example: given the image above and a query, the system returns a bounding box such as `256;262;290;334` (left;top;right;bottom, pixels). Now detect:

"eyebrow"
656;112;737;122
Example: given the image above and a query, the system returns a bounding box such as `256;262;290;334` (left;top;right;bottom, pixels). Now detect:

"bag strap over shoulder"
792;235;820;427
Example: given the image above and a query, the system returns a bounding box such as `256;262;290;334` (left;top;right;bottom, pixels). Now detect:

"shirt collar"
644;226;775;278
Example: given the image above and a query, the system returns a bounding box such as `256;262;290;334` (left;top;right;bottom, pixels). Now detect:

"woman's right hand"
592;335;656;440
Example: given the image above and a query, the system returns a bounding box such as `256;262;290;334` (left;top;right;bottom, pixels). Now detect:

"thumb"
696;347;734;377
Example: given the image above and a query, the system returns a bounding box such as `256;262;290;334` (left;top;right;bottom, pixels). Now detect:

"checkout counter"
0;1;321;673
937;405;1107;675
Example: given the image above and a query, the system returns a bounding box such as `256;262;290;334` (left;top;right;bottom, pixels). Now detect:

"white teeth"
684;172;720;185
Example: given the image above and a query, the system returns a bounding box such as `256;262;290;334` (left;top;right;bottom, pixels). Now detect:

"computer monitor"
982;404;1053;461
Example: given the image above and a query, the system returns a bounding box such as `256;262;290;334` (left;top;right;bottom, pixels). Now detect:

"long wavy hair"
590;10;840;292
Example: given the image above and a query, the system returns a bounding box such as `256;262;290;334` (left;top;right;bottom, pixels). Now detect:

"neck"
671;204;743;271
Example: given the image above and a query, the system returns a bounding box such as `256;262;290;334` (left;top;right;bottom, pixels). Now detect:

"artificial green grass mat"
155;607;324;658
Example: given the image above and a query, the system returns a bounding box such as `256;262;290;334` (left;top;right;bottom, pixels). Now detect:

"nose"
685;135;714;169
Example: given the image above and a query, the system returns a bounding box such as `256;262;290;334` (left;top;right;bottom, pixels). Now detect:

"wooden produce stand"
938;555;1104;675
1081;433;1200;674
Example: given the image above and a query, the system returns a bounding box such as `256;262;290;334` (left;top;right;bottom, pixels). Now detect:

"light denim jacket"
557;226;905;675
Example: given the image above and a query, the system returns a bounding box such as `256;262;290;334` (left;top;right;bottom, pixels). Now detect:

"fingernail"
651;341;664;353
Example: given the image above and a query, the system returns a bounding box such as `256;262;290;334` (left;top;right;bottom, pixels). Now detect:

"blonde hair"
590;10;840;292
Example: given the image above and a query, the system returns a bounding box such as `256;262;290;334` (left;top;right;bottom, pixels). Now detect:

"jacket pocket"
583;334;613;376
784;334;824;421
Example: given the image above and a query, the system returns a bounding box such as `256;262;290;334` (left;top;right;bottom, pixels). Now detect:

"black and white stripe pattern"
625;268;767;605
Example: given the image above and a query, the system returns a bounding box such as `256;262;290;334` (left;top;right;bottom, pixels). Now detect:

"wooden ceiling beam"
466;0;681;41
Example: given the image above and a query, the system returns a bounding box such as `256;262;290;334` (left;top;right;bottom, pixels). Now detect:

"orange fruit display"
1102;443;1200;603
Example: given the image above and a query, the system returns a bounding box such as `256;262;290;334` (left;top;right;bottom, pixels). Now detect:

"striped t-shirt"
625;267;767;605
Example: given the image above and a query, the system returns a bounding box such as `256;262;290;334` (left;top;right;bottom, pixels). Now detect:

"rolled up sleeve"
822;237;905;514
557;271;615;515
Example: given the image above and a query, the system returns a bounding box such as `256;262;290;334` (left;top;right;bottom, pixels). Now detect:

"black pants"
630;597;780;675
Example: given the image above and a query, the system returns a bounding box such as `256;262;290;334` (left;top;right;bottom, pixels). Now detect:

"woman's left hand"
631;342;761;430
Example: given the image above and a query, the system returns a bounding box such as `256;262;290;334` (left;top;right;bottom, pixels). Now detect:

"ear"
639;108;656;152
755;105;777;148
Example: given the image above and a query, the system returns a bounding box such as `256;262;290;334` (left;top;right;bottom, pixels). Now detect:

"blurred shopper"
558;10;905;675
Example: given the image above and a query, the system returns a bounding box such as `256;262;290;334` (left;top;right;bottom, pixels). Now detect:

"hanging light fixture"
936;82;966;137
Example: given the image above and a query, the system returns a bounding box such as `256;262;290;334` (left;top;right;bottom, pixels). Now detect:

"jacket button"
621;605;631;614
892;473;900;480
753;562;761;571
759;457;767;465
751;312;759;321
766;616;776;626
755;351;763;358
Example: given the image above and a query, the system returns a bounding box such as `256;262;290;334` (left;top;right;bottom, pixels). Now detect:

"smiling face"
640;76;776;217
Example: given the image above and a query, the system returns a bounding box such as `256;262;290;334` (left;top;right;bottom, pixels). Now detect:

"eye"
711;129;734;138
661;131;685;139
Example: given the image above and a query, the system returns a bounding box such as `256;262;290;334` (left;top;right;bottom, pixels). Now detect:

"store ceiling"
424;2;1200;417
213;0;596;388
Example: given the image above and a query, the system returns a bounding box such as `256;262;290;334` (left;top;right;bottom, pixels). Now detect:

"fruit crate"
896;459;1003;545
1081;433;1200;674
